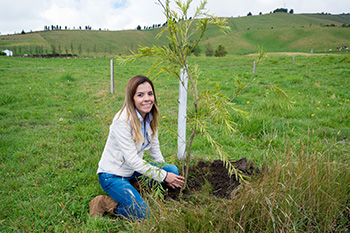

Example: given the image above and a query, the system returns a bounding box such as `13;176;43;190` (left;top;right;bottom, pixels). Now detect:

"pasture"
0;53;349;232
2;13;350;56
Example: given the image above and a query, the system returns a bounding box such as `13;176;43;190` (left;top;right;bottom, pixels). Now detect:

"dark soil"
167;158;265;199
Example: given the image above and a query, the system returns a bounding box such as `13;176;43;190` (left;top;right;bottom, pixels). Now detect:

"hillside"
1;13;350;56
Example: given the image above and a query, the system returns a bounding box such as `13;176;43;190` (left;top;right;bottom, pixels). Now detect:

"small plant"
120;0;290;195
120;0;244;191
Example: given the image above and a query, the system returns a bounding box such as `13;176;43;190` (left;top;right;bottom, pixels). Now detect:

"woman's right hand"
165;172;185;189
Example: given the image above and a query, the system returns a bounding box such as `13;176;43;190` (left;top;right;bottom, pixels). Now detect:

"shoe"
89;195;118;217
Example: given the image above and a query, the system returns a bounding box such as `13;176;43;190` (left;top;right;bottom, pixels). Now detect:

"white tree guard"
177;69;188;159
110;59;114;94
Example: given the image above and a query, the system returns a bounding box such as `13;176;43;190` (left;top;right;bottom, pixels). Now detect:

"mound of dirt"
168;158;265;199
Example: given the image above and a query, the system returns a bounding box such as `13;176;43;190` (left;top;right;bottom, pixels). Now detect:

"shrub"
192;46;201;57
214;44;227;57
205;43;214;57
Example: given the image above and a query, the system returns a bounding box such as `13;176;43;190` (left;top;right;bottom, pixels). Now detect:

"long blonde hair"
119;75;159;144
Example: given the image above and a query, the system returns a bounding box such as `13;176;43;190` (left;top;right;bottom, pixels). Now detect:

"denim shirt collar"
135;110;153;124
135;110;152;149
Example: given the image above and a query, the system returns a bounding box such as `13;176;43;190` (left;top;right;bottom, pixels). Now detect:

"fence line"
1;65;349;72
0;66;110;70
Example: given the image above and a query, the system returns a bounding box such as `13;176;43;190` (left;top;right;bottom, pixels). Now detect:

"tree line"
1;43;116;58
43;25;106;31
247;8;294;16
1;41;229;58
190;43;227;57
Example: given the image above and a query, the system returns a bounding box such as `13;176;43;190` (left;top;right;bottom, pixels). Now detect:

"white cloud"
41;4;80;27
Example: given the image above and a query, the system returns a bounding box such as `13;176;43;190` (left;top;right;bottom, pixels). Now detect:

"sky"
0;0;349;35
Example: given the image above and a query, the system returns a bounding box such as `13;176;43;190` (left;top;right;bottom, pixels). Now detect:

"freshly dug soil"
168;158;265;199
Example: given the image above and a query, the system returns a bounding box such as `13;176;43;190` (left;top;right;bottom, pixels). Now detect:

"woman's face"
133;82;154;118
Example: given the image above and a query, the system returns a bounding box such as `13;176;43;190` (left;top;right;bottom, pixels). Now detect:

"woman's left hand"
165;172;185;189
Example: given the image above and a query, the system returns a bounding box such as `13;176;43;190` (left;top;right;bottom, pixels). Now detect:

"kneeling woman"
91;75;184;220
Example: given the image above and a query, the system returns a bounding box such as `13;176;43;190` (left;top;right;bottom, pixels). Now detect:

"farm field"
0;53;349;232
1;13;350;56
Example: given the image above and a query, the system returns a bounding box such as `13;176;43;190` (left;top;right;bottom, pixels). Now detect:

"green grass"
1;13;350;56
0;54;349;232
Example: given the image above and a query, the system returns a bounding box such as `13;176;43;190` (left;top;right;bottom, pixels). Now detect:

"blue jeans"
98;163;179;220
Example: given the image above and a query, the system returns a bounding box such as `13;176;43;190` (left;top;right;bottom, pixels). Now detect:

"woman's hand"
165;172;185;189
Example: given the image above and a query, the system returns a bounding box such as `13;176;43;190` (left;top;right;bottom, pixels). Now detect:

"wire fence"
1;65;350;72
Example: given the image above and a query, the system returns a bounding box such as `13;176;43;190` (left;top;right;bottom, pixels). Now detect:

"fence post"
253;61;256;74
177;68;188;160
110;59;114;94
293;55;295;65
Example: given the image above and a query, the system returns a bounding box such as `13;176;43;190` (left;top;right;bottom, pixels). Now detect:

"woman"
90;75;185;220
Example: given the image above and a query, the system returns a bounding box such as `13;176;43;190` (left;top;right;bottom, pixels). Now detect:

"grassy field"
1;13;350;56
0;53;349;232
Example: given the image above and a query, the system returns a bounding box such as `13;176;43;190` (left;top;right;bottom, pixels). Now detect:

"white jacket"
98;108;167;182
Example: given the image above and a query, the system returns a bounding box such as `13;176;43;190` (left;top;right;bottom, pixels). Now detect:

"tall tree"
205;42;214;56
70;42;74;56
58;44;62;57
51;45;56;56
78;44;82;56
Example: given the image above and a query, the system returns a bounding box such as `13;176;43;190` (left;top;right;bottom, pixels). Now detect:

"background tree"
205;42;214;56
214;44;227;57
273;8;288;13
93;44;97;57
28;46;33;56
65;46;69;57
58;44;62;57
70;42;74;56
51;45;56;56
192;45;201;56
78;44;82;56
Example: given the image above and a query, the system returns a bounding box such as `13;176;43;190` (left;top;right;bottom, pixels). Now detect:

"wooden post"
293;55;295;65
110;59;114;94
253;61;256;74
177;69;188;160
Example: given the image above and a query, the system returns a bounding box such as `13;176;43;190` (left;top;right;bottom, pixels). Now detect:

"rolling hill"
1;13;350;56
